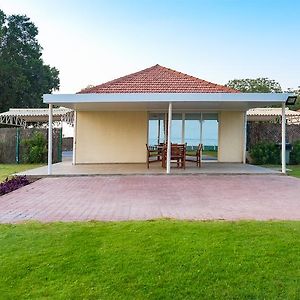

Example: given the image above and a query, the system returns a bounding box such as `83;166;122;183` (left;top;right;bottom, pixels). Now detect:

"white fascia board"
43;92;291;104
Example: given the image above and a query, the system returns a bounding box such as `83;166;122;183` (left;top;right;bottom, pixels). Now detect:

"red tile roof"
78;64;239;94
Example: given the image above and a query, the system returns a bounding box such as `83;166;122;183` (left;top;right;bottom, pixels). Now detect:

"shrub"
22;132;47;163
0;176;30;196
250;142;280;165
290;141;300;165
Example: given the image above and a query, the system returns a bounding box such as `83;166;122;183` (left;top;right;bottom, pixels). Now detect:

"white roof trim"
44;92;291;104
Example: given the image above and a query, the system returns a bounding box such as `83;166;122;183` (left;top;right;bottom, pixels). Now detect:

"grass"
262;165;300;178
287;165;300;178
203;150;218;158
186;150;218;158
0;164;43;182
0;220;299;299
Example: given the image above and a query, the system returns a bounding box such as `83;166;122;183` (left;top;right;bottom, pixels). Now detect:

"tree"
79;84;95;92
0;10;59;112
226;78;300;110
225;78;282;93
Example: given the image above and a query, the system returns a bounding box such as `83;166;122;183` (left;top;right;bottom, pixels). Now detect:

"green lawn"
203;150;218;158
0;164;43;182
186;150;218;158
262;165;300;178
0;221;299;299
287;165;300;178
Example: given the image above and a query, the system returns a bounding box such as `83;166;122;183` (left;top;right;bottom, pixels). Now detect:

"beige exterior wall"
75;111;148;163
218;111;245;162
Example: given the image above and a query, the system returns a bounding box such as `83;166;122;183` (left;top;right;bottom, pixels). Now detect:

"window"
148;113;165;146
148;112;218;150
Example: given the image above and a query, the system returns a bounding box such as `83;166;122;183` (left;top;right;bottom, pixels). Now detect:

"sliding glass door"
148;113;165;145
185;113;202;146
171;113;183;144
202;113;218;150
148;112;218;150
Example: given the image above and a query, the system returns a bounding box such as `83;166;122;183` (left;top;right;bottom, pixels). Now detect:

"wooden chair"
186;144;202;167
162;143;186;169
157;143;164;161
146;144;159;168
196;144;203;167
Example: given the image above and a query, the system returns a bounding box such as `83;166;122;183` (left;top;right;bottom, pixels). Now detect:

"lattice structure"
0;114;26;127
0;107;74;127
248;122;300;148
62;110;74;126
287;114;300;125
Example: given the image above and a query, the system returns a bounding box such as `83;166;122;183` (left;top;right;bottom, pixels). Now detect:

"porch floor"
17;161;280;177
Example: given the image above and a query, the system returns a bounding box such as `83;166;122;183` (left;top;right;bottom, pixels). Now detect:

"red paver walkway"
0;175;300;223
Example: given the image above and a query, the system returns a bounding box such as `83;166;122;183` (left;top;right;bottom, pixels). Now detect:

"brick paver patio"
0;175;300;223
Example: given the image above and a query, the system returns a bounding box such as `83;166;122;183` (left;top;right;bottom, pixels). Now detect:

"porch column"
166;102;172;174
157;118;160;144
164;112;168;143
181;113;185;144
200;113;203;145
281;102;286;174
243;111;247;164
47;104;53;175
72;111;77;165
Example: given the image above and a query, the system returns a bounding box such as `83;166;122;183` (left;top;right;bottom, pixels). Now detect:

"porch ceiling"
44;92;291;111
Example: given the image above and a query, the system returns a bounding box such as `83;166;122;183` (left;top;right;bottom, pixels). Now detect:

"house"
44;64;292;174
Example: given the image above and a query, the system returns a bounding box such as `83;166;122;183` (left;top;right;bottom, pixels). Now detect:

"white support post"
243;111;247;164
164;112;167;143
158;118;160;144
47;104;53;175
200;113;203;145
181;112;185;144
166;102;172;174
72;111;77;165
282;102;286;174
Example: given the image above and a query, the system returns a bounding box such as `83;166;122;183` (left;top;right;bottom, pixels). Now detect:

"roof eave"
44;92;292;104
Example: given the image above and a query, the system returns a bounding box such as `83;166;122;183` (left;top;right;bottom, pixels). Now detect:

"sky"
1;0;299;93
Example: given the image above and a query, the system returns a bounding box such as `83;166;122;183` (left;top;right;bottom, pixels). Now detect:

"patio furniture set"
146;143;203;169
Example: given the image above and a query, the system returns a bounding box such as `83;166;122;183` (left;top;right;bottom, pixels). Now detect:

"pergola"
0;107;73;127
247;107;300;124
